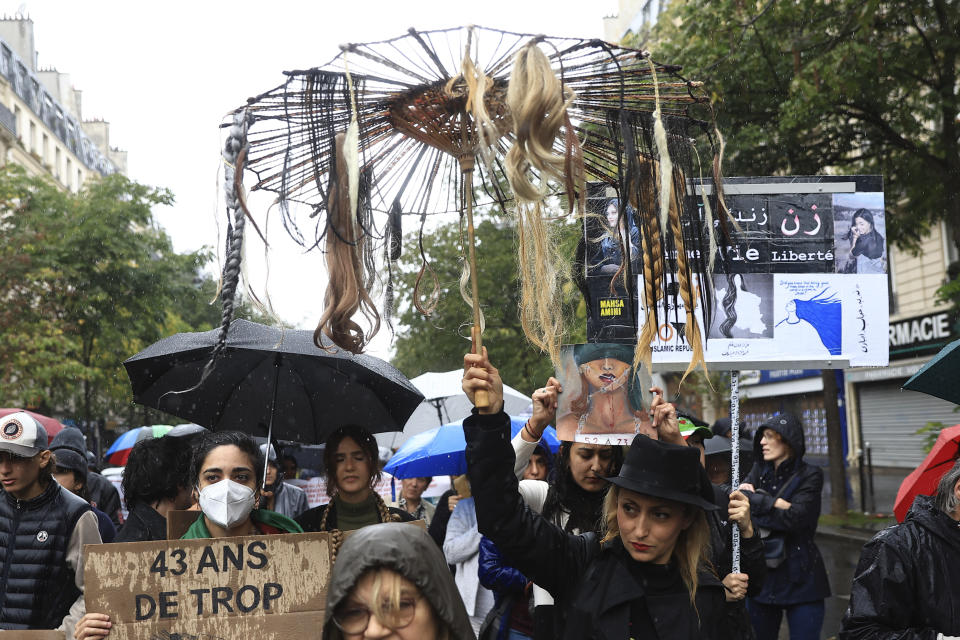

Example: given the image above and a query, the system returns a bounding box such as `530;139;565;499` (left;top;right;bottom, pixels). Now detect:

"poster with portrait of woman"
554;343;654;445
832;192;886;274
584;183;641;344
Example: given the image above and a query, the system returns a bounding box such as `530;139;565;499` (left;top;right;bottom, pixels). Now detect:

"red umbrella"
894;423;960;522
0;408;66;445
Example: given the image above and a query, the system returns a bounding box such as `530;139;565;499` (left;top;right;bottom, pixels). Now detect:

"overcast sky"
9;0;618;360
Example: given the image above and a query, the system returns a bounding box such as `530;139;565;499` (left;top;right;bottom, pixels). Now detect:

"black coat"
742;418;830;605
85;471;122;527
465;411;731;640
115;503;167;543
708;485;766;639
839;495;960;639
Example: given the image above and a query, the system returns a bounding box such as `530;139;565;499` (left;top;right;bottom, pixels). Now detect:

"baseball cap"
678;416;713;442
0;412;49;457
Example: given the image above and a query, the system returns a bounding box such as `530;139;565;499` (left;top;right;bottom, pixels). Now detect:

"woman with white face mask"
75;431;302;640
180;431;303;538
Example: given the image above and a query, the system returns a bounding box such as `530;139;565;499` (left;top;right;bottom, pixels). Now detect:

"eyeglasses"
332;594;421;634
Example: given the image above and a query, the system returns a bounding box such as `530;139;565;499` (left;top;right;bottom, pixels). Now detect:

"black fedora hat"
605;435;718;511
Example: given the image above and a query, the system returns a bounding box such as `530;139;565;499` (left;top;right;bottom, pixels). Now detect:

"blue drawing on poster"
776;287;842;355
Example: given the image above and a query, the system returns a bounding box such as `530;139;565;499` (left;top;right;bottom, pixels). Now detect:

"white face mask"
198;479;256;529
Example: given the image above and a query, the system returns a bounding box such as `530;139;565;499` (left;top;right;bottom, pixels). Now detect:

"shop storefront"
845;310;959;469
739;369;835;462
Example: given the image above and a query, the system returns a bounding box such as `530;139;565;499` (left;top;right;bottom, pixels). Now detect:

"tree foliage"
390;215;585;396
646;0;959;253
0;166;216;423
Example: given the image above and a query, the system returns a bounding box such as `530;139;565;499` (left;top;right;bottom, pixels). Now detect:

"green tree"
0;166;209;425
390;216;585;396
648;0;959;253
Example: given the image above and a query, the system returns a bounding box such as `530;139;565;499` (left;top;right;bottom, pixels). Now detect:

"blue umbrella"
384;416;560;479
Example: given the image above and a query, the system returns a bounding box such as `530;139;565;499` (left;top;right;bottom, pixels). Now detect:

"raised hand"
463;347;505;415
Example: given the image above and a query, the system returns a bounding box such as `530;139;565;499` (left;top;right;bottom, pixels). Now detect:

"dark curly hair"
123;437;193;509
191;431;265;489
323;424;380;497
542;442;624;535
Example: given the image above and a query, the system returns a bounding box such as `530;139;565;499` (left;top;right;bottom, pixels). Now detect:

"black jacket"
296;499;414;532
839;495;960;640
742;418;830;605
465;411;730;640
708;485;765;639
114;502;168;543
85;472;122;527
0;481;91;629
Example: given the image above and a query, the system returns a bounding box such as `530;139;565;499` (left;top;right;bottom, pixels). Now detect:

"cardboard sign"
84;533;332;640
0;633;64;639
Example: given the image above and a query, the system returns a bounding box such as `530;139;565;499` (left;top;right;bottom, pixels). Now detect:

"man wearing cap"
260;444;309;519
0;412;102;636
49;428;122;528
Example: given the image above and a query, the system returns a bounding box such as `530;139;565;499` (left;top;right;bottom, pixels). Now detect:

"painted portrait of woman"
556;343;653;443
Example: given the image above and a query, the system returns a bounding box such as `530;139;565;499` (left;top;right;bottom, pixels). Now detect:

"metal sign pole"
730;369;741;573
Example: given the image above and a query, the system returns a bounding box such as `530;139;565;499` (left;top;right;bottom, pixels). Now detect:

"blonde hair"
327;568;451;640
505;40;583;369
601;485;713;606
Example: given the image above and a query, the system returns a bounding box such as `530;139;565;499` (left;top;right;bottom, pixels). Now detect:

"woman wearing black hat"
463;349;730;640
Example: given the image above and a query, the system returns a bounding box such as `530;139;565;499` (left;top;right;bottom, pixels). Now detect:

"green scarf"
182;508;303;539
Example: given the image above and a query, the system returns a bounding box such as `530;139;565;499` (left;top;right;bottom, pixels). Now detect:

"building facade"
0;17;123;190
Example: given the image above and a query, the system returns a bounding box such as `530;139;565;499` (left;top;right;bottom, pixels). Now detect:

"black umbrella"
124;319;423;444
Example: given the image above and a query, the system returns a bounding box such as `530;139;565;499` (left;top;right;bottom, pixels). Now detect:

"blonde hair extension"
667;170;707;387
447;26;500;171
515;200;566;365
315;133;381;354
505;39;580;368
505;41;572;201
646;58;674;235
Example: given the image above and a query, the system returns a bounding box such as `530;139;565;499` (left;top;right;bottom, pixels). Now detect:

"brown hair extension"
601;486;713;606
667;167;708;386
315;132;381;354
634;157;666;375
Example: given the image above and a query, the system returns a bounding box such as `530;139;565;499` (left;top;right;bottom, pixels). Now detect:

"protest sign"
585;175;889;369
0;633;64;639
85;533;331;640
553;343;655;445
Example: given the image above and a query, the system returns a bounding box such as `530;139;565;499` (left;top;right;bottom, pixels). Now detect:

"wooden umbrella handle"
471;326;490;409
461;153;489;410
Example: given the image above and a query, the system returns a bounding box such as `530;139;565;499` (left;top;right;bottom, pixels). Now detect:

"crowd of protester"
2;346;959;639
